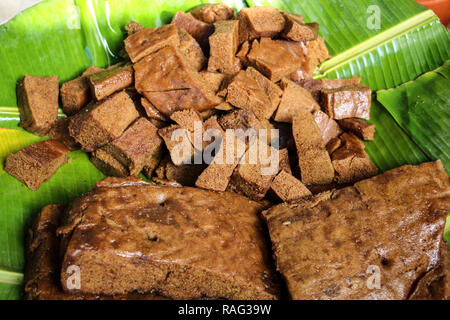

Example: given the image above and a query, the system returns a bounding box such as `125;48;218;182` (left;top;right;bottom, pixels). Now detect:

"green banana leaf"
378;60;450;175
0;0;448;300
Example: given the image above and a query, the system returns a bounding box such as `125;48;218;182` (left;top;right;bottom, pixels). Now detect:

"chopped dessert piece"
247;38;304;82
273;79;320;123
178;28;207;71
292;112;335;185
48;117;79;151
140;97;166;121
100;118;163;176
199;71;225;93
153;155;205;186
88;63;134;101
326;137;342;154
170;109;203;132
281;12;318;41
171;11;214;52
321;76;361;90
304;37;330;74
295;78;322;101
236;41;251;67
263;161;450;300
313;110;342;144
58;177;279;299
208;20;241;74
230;140;279;201
134;46;220;117
125;21;145;35
289;69;311;83
17;75;59;136
321;84;372;120
237;7;285;43
91;149;128;177
61;66;105;116
5;140;69;190
338;118;376;141
331;133;378;184
226;67;282;120
124;24;180;63
158;124;195;165
68;91;139;152
278;148;292;174
190;3;234;23
270;170;312;202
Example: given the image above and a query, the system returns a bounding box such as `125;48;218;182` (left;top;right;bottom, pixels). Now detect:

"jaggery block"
140;97;166;121
337;118;376;141
281;12;318;42
321;84;372;120
124;24;180;63
190;3;234;23
48;117;79;151
273;79;320;123
5;140;69;190
270;170;312;202
304;37;330;74
292;112;335;185
68;91;139;152
88;63;134;101
199;71;226;93
208;20;241;74
236;41;251;67
313;110;343;144
158;124;196;165
91;149;128;178
153;155;206;187
326;137;342;155
170;109;203;132
171;11;214;52
178;28;207;71
125;21;145;35
237;7;285;43
17;75;59;136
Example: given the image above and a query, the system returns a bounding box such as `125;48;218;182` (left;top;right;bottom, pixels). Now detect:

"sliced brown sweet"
60;66;105;116
125;21;145;35
292;112;335;185
88;63;134;101
338;118;376;141
190;3;234;23
158;124;196;166
48;118;79;151
178;28;207;71
304;37;330;74
208;20;241;74
171;11;214;52
270;170;312;202
321;84;372;120
17;75;59;136
281;11;318;42
326;137;342;154
331;133;378;184
140;97;166;121
170;109;203;133
295;78;323;101
91;148;128;178
5;140;69;190
313;110;342;144
236;41;251;67
199;71;225;94
153;155;206;186
134;46;220;117
124;24;180;63
68;91;139;152
236;7;285;43
273;79;320;123
226;67;282;120
247;38;305;82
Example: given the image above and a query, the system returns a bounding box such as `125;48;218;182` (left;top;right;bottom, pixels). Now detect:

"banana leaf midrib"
0;269;23;285
315;10;439;78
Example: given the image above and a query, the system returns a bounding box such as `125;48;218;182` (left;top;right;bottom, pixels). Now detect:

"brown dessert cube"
295;79;323;101
237;7;285;43
88;63;134;101
60;66;105;116
270;170;312;202
100;118;163;176
292;112;335;185
124;24;180;63
208;20;241;74
68;91;139;152
321;84;372;120
5;140;69;190
140;97;166;121
337;118;376;141
281;12;318;41
48;117;79;151
247;38;304;82
331;133;378;184
313;110;342;144
178;28;207;71
171;11;214;52
153;155;205;186
17;75;59;136
190;3;234;23
199;71;225;93
134;46;220;117
326;137;342;154
125;21;145;35
304;37;330;74
236;41;251;67
170;109;203;132
274;79;320;123
91;149;128;178
158;124;195;165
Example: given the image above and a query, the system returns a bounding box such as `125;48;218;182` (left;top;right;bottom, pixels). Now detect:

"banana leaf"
378;60;450;175
0;0;448;300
